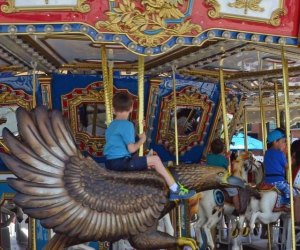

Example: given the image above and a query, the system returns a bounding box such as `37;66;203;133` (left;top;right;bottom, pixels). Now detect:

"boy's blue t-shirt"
264;148;287;183
104;120;135;160
206;153;228;169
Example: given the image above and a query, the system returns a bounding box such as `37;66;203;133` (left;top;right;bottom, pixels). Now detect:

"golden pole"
31;61;37;109
243;107;248;151
259;85;267;153
274;81;280;127
171;65;181;238
101;45;112;126
171;65;179;165
30;61;37;250
281;45;296;250
138;56;145;156
108;61;114;122
219;59;230;173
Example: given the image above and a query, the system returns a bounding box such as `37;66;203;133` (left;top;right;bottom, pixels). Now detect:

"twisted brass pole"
138;56;145;156
281;45;296;250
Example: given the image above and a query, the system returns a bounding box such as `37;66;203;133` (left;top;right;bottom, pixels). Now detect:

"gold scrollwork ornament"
96;0;201;47
1;0;90;13
228;0;264;15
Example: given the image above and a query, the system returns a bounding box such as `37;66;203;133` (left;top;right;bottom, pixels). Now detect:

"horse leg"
202;206;223;250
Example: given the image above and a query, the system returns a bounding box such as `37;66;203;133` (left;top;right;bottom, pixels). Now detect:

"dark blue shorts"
105;156;148;171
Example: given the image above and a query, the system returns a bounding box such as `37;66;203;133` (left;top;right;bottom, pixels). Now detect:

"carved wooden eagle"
1;106;244;250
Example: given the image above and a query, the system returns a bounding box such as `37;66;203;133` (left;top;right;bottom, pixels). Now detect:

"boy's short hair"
211;138;224;154
113;92;133;112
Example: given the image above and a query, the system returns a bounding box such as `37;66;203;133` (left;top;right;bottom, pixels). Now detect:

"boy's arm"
127;132;146;153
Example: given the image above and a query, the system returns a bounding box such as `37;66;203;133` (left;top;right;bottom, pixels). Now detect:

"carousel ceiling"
0;33;299;124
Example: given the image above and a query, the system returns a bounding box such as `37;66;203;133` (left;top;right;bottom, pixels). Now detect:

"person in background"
264;128;300;207
206;138;240;214
104;92;196;201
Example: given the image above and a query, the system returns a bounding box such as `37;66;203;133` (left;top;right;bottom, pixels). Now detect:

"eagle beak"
220;172;245;188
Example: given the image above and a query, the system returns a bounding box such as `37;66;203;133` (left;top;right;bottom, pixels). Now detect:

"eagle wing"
1;106;167;242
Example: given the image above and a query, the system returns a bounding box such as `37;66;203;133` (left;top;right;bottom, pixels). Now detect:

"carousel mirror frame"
61;81;106;157
0;192;34;250
157;86;213;154
61;82;138;156
0;83;33;152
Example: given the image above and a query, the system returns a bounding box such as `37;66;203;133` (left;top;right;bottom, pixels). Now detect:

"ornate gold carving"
96;0;201;47
68;89;106;154
1;0;90;13
228;0;264;15
205;0;221;18
269;7;286;26
157;87;212;154
205;0;285;27
0;84;32;153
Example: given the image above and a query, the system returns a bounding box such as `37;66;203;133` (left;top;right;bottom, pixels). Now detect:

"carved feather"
1;106;168;242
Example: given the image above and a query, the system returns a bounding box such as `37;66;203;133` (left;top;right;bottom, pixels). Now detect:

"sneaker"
169;184;196;200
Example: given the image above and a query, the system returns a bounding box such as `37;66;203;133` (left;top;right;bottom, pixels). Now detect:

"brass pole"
171;65;179;165
101;45;112;126
108;61;114;122
243;107;248;151
30;218;36;250
172;65;181;238
274;81;280;127
219;60;230;173
259;85;266;153
281;45;296;250
31;62;37;109
138;56;145;156
31;61;37;250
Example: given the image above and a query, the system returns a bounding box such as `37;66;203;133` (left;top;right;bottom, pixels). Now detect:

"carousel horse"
1;106;245;250
1;201;26;250
193;152;262;250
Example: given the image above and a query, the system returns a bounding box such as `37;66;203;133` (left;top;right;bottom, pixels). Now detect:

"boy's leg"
146;155;175;187
146;155;196;200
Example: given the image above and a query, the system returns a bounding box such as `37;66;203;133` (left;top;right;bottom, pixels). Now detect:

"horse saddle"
258;183;290;212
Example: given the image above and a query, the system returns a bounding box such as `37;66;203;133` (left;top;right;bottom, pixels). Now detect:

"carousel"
0;0;299;249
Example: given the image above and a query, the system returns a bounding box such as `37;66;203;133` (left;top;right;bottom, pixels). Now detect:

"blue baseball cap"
267;129;286;144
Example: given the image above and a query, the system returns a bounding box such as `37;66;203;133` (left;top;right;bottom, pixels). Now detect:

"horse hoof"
253;227;259;236
231;228;239;238
241;227;250;237
206;247;212;250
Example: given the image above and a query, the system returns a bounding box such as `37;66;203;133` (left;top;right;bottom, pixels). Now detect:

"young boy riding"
104;92;196;200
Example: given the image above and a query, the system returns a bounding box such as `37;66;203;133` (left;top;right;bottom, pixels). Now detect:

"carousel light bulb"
62;24;71;32
8;25;17;34
26;25;35;34
80;25;89;33
192;37;201;45
161;44;170;52
251;34;259;42
44;25;54;33
265;36;273;43
222;31;231;39
144;47;153;55
96;34;104;41
237;33;246;40
278;37;286;45
207;31;216;39
176;37;185;45
128;42;137;50
113;35;122;42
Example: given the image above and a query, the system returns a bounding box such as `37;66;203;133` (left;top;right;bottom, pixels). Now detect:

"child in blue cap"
264;128;300;207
